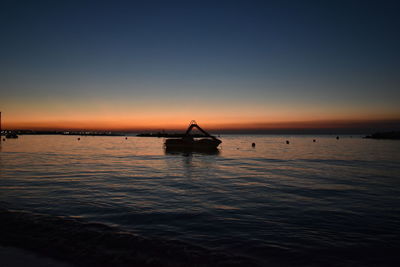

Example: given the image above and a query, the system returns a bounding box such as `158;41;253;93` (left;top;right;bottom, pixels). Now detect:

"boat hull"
165;138;221;150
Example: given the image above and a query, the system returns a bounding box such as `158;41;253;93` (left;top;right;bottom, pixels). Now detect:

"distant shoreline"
364;131;400;140
1;130;400;137
1;130;125;137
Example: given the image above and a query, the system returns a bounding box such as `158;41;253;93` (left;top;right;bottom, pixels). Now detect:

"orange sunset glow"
1;0;399;133
2;93;400;131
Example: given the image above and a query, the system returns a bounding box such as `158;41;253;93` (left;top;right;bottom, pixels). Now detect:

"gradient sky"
1;0;399;131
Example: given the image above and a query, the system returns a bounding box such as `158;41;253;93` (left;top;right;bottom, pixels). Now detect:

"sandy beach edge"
0;245;73;267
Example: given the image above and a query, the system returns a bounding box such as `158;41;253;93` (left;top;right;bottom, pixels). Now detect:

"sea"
0;135;399;266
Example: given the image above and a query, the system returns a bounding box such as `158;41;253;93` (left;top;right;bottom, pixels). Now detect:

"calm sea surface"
1;135;400;265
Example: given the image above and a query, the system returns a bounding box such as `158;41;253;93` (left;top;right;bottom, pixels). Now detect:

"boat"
165;121;221;151
5;132;18;139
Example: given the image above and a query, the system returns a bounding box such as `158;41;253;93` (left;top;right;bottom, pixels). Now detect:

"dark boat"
165;121;221;151
5;132;18;139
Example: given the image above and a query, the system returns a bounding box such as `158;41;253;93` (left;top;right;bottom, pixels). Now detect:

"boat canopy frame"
184;120;219;141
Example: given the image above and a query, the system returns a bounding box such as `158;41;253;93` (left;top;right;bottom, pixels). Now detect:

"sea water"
0;135;399;265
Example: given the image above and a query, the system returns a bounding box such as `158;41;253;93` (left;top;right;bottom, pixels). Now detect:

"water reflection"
1;135;400;266
164;147;220;180
164;147;220;156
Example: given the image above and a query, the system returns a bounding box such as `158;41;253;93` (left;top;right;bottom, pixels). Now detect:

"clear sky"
1;0;399;131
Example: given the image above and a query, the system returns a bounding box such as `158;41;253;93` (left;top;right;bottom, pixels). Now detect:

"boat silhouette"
5;132;18;139
165;121;221;151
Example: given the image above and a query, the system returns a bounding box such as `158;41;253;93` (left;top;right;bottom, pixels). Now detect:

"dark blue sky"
1;0;399;129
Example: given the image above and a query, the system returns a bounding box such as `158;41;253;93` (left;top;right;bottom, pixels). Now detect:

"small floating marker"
336;136;339;140
2;138;5;141
125;137;128;140
313;139;316;142
251;142;256;147
286;140;290;144
77;137;80;141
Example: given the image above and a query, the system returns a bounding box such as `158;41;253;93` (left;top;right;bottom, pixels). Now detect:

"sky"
1;0;400;132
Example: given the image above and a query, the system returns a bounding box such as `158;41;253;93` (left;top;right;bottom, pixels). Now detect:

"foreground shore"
0;207;255;267
2;206;399;267
0;245;73;267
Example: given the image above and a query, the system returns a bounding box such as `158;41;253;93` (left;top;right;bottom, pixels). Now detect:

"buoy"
78;138;80;141
336;136;339;140
251;142;256;147
286;140;290;144
2;138;5;141
313;139;316;142
125;137;128;140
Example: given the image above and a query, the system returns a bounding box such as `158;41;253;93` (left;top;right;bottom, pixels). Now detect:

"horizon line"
2;118;399;134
